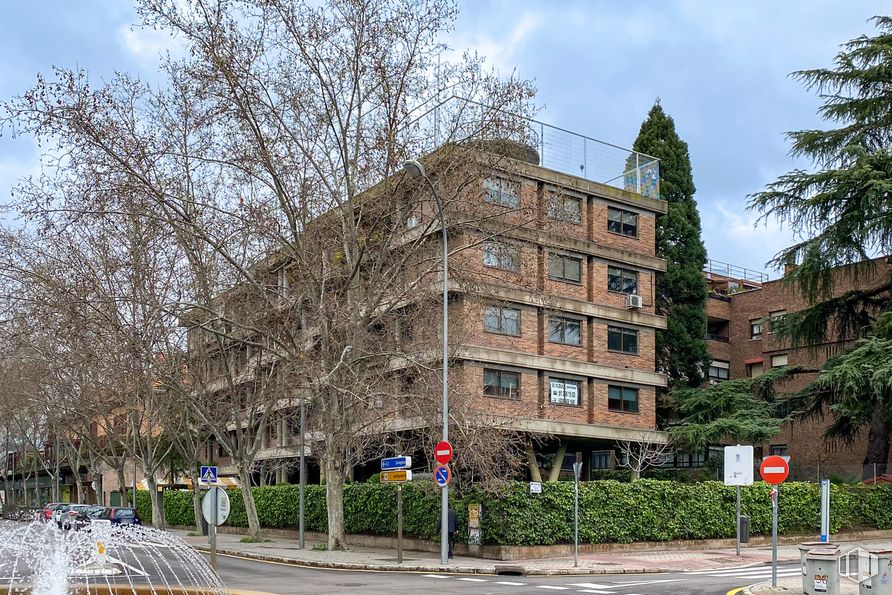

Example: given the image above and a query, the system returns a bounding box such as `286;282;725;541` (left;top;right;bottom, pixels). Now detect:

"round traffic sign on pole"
759;455;790;485
434;440;453;465
434;465;452;487
202;486;231;526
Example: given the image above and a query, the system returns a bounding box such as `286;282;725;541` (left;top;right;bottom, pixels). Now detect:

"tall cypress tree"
632;102;711;389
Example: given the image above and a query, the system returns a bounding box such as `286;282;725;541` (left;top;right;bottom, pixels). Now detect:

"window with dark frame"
769;444;788;457
483;306;521;336
708;360;730;382
607;385;639;413
483;241;519;272
548;253;583;283
483;177;519;208
549;378;581;405
607;266;638;294
607;326;638;354
750;319;763;339
483;368;520;400
548;316;581;346
590;450;612;470
547;194;582;223
607;207;638;237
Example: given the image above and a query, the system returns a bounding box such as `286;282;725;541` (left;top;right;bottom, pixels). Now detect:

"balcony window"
483;241;519;272
483;369;520;400
547;194;582;224
708;360;730;383
549;378;581;406
483;177;519;208
548;253;583;283
483;306;521;336
607;207;638;237
607;326;638;354
548;316;581;346
608;266;638;294
608;385;639;413
590;450;612;470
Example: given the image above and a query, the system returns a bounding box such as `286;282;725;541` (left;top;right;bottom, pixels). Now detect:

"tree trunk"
192;473;203;534
862;407;890;479
116;465;129;507
547;442;567;482
630;467;641;482
324;452;347;550
237;463;262;541
526;442;542;482
74;476;84;504
146;475;164;528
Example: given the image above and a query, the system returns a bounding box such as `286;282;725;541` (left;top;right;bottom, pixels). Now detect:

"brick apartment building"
186;115;674;483
704;257;892;480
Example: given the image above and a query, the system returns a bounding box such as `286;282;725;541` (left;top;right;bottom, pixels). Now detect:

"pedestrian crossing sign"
199;465;218;486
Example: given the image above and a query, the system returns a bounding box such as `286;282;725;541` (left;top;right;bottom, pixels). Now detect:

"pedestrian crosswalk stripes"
684;565;800;579
419;574;688;593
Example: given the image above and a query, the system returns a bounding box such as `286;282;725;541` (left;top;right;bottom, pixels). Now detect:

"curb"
192;545;675;575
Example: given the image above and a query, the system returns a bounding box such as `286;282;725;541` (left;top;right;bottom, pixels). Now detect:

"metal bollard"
803;547;841;595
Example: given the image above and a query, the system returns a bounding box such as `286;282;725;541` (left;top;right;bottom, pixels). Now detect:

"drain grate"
494;564;526;576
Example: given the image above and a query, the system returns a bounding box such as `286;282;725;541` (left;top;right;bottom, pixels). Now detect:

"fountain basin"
0;587;278;594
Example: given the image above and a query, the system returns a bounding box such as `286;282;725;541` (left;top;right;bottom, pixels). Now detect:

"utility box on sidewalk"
804;547;841;595
800;542;836;580
868;550;892;594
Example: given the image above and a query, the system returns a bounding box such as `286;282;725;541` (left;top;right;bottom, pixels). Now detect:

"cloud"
450;10;542;74
701;202;795;275
118;25;181;64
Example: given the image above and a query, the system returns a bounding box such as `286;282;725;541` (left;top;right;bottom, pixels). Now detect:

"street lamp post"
402;159;449;566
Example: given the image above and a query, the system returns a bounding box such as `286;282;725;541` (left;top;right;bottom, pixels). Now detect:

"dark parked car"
62;504;91;530
105;507;141;526
72;505;108;531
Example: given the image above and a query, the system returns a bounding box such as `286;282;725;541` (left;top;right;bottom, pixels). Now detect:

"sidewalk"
170;528;892;577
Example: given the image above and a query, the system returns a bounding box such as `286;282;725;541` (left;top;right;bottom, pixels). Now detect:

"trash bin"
800;542;836;580
739;516;750;544
804;547;841;595
870;550;892;594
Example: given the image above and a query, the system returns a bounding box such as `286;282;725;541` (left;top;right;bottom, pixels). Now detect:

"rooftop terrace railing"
408;96;661;200
704;259;769;283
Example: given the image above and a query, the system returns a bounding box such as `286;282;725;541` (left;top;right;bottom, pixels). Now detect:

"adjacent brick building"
704;257;892;480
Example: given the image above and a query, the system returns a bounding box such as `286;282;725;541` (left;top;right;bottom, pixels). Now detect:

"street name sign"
199;465;218;486
760;455;790;485
434;465;452;487
381;456;412;471
724;445;754;486
381;470;413;483
434;441;453;465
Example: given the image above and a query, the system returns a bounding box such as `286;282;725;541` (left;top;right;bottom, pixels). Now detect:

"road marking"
726;589;745;595
574;590;615;594
615;579;683;587
690;567;800;578
568;584;614;589
107;556;148;577
457;577;488;582
423;574;450;579
495;581;526;586
536;587;569;591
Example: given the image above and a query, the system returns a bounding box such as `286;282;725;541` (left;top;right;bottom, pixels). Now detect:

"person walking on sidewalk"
436;506;457;558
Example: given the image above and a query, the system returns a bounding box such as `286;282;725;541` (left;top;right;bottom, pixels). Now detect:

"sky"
0;1;886;275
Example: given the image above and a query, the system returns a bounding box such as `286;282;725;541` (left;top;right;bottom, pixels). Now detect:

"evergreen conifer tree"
632;102;711;389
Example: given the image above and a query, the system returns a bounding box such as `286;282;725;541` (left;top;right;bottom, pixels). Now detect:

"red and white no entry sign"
759;455;789;485
434;440;453;465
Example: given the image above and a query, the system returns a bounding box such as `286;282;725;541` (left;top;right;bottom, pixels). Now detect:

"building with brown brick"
703;257;892;480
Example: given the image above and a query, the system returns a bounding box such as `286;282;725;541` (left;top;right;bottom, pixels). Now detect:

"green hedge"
141;480;892;546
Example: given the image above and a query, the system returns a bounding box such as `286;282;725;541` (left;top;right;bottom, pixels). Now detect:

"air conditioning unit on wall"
626;294;643;309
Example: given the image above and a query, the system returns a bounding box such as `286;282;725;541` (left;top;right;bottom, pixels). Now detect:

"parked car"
62;504;91;530
72;505;108;531
104;507;141;527
42;503;64;522
52;504;70;528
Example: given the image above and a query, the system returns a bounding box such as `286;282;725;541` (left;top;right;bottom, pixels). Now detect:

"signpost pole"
736;485;741;556
771;485;778;587
299;396;306;550
210;487;218;571
397;484;403;565
820;479;830;543
573;461;582;568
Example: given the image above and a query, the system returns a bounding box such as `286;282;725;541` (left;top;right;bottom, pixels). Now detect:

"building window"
608;385;639;413
549;378;581;406
483;306;521;336
771;354;789;368
547;194;582;223
548;316;581;346
607;207;638;237
608;266;638;294
483;177;519;208
747;361;764;378
607;326;639;354
483;369;520;400
483;241;519;272
750;319;763;339
770;444;789;457
590;450;612;470
769;310;787;334
548;253;583;283
676;451;706;468
708;360;730;383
